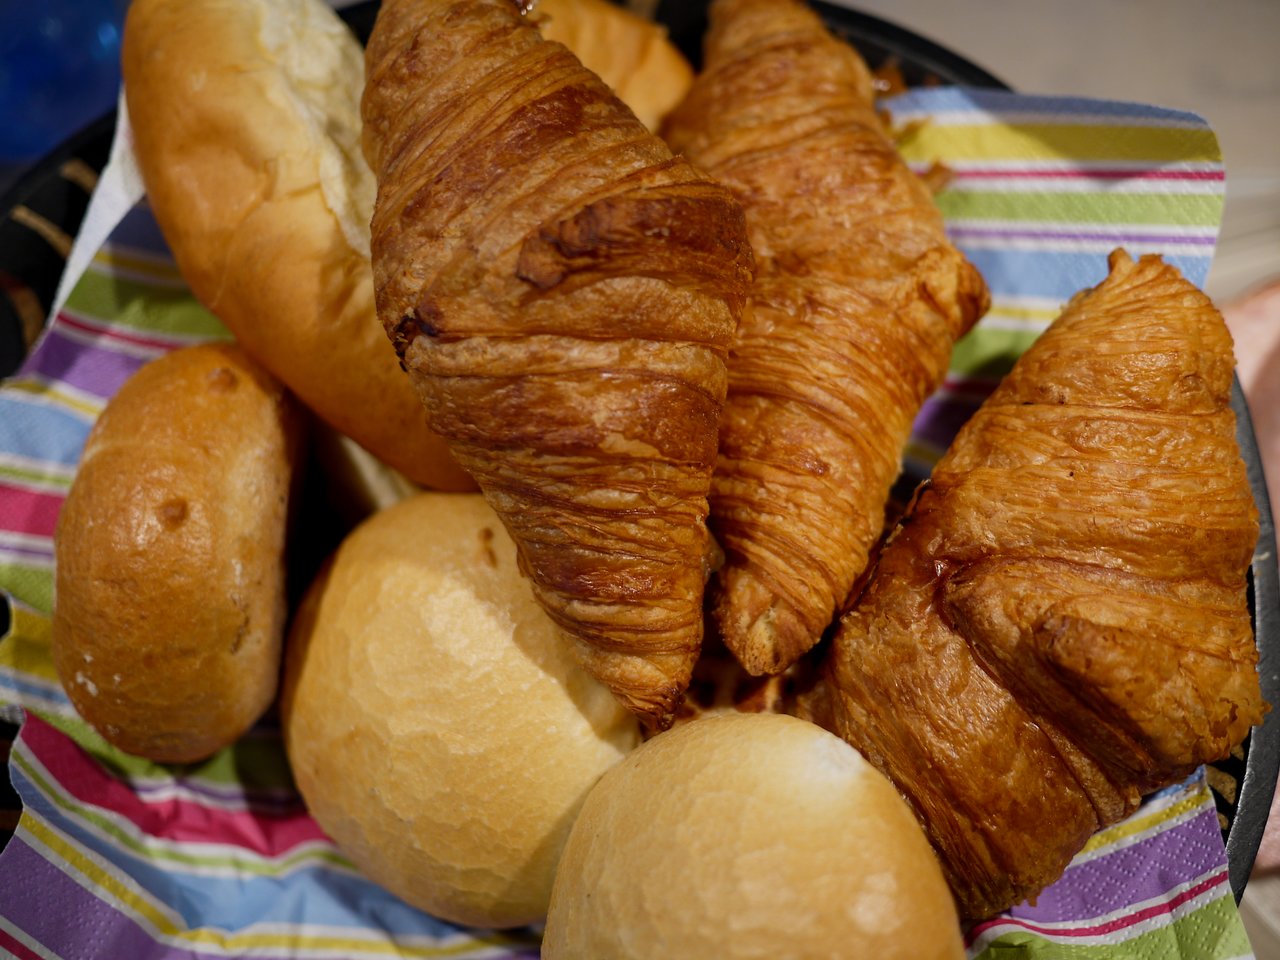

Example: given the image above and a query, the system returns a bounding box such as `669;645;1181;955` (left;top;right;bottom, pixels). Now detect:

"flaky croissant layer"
665;0;989;677
362;0;754;727
811;250;1263;918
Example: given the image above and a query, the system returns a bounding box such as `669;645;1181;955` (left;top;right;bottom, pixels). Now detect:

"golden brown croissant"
663;0;989;677
361;0;754;727
809;250;1264;918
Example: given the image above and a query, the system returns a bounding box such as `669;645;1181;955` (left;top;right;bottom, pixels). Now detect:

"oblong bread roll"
121;0;474;491
52;343;301;763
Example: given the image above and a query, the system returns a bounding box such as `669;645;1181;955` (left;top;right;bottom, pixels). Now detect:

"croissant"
809;250;1264;918
361;0;754;727
662;0;989;676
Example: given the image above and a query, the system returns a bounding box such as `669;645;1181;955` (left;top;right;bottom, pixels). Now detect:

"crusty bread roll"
535;0;694;131
52;344;301;764
543;713;964;959
281;492;641;929
121;0;474;492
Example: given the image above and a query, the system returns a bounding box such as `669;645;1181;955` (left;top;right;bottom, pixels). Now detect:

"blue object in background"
0;0;129;165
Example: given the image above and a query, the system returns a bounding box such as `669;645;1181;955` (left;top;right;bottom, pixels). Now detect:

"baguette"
120;0;696;493
121;0;474;491
52;344;302;763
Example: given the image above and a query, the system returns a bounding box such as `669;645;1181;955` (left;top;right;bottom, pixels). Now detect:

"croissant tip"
1107;248;1135;271
713;589;817;678
629;690;682;734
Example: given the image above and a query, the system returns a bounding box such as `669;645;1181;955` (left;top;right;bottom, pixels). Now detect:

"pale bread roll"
543;712;965;959
281;492;641;929
536;0;694;131
121;0;474;492
52;343;301;764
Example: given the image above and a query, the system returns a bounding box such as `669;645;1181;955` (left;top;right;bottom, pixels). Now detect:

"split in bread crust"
121;0;476;491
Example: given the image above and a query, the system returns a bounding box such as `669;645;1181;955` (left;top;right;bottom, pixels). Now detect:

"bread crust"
121;0;474;491
819;251;1263;918
52;344;301;763
361;0;754;728
543;713;964;959
281;493;640;928
535;0;693;132
664;0;989;676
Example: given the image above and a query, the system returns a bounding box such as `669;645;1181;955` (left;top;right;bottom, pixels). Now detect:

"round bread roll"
281;492;642;929
121;0;474;492
52;344;301;764
535;0;694;131
542;712;965;959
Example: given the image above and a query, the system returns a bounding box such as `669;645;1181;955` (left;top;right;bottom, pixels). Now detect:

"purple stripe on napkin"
1009;806;1227;923
26;328;148;401
912;392;986;453
108;205;178;258
0;838;216;960
0;542;52;563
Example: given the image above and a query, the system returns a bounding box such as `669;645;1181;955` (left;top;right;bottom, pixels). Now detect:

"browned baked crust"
52;344;301;763
815;250;1264;918
121;0;474;491
362;0;754;727
534;0;693;132
664;0;989;676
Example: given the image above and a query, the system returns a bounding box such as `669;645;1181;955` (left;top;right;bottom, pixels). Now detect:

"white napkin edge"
47;91;146;326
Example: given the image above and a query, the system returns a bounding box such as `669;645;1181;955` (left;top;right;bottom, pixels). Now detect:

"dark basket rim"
0;111;118;240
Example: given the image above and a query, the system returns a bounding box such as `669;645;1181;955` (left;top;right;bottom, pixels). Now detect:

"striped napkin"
0;87;1257;959
898;87;1224;487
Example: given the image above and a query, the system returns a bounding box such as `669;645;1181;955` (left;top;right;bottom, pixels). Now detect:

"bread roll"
543;713;964;959
52;344;301;764
281;492;641;929
121;0;474;492
535;0;694;131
